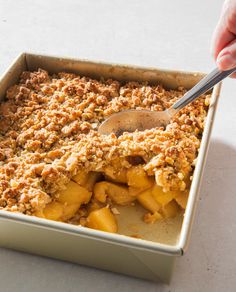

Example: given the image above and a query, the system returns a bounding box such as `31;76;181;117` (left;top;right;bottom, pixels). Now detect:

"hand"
211;0;236;76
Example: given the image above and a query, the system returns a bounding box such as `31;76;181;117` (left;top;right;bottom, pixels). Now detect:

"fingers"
211;0;236;77
216;38;236;70
211;22;235;61
211;1;235;60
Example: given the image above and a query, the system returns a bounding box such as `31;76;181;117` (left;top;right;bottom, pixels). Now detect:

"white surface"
0;0;236;291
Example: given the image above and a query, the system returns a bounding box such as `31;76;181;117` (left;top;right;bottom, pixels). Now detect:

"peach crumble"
0;69;211;233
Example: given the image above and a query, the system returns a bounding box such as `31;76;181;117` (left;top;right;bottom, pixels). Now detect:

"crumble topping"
0;69;210;214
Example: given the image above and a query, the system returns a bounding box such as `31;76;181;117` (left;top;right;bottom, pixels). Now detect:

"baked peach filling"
0;69;210;236
35;167;189;233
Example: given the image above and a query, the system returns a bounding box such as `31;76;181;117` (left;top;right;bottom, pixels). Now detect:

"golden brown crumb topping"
0;69;210;214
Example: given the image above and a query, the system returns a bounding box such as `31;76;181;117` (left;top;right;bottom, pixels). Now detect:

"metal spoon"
98;67;235;136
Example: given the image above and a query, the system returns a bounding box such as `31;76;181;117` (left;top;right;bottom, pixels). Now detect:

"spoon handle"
171;67;236;112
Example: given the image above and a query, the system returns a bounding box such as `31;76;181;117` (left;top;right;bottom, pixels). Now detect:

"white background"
0;0;236;291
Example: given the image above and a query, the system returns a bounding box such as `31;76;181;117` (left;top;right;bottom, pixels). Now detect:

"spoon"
98;67;235;136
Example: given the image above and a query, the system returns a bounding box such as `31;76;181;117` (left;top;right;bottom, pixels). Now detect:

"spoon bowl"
98;108;175;136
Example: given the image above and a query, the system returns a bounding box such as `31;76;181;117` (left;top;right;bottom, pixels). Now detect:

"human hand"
211;0;236;75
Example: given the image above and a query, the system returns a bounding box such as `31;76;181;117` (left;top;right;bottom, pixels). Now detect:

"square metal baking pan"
0;53;221;282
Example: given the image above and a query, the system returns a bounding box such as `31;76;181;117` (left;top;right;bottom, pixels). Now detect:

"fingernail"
217;53;235;70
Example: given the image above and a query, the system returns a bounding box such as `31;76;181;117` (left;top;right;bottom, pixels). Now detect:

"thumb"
217;39;236;71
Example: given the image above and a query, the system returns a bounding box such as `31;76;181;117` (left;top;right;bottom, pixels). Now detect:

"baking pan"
0;53;221;282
